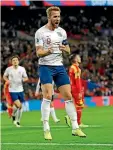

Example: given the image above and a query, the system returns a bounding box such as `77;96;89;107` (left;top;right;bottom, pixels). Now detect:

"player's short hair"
11;55;20;61
46;6;61;18
69;54;80;63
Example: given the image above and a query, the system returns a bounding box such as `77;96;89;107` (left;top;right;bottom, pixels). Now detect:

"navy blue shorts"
38;65;70;88
10;92;25;103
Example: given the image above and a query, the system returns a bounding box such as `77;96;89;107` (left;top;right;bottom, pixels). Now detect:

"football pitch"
1;106;113;150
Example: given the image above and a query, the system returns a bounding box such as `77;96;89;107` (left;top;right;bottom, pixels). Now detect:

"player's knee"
19;104;22;109
46;94;52;100
15;102;22;109
43;93;52;100
64;92;72;100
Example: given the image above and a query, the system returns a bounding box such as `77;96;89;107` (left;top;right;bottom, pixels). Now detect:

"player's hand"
35;92;39;97
23;78;28;82
35;92;43;100
48;47;53;54
59;45;66;51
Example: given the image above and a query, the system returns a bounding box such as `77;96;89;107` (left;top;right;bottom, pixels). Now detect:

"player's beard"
51;20;59;29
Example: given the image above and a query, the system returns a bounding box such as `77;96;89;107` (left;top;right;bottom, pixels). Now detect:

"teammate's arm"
22;68;28;82
3;68;10;83
35;78;41;94
35;79;43;99
23;78;28;82
3;76;9;83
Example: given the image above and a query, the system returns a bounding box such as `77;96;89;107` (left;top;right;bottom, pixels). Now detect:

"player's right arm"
35;30;52;57
3;68;10;83
35;78;43;99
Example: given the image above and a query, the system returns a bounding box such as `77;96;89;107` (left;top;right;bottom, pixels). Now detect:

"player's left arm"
61;45;70;54
59;30;70;54
22;68;28;82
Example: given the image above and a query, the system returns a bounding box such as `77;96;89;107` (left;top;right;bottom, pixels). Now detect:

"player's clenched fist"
59;45;66;51
48;47;53;54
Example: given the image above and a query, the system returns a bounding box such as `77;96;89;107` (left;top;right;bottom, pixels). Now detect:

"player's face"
75;55;81;63
49;11;60;28
12;58;19;66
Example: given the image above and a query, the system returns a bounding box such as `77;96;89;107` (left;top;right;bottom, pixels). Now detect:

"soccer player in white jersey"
3;55;28;127
35;6;86;140
35;78;60;123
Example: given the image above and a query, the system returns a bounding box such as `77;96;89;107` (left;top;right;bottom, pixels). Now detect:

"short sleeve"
3;68;9;77
62;30;68;45
22;68;28;78
35;30;43;47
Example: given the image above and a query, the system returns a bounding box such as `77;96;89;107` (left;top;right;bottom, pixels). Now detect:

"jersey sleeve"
35;30;43;47
3;68;9;77
62;30;68;45
22;68;28;78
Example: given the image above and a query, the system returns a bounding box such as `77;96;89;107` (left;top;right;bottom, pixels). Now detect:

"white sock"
41;98;51;131
16;108;23;123
65;100;79;130
50;107;58;122
12;105;18;117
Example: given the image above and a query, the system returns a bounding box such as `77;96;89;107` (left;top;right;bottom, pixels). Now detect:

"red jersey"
69;64;82;94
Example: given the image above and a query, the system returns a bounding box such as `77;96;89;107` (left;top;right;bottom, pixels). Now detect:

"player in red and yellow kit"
65;54;88;127
4;81;13;117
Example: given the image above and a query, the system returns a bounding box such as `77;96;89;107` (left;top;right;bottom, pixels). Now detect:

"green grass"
1;106;113;150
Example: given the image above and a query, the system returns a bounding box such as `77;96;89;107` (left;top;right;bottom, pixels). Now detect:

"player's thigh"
41;84;53;99
18;92;25;103
14;100;22;108
10;92;22;108
38;65;52;84
53;66;71;100
53;66;70;88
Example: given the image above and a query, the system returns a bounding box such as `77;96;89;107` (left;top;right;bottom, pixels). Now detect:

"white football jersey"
36;78;54;95
4;66;28;92
35;25;67;66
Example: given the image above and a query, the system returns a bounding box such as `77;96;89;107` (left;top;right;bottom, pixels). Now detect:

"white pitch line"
1;143;113;146
2;128;68;136
24;125;102;128
1;125;102;128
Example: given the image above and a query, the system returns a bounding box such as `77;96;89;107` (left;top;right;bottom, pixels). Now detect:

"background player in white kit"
35;6;86;140
3;55;28;127
35;79;60;123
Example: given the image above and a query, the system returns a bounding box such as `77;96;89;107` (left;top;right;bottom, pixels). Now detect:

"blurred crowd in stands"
1;6;113;101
